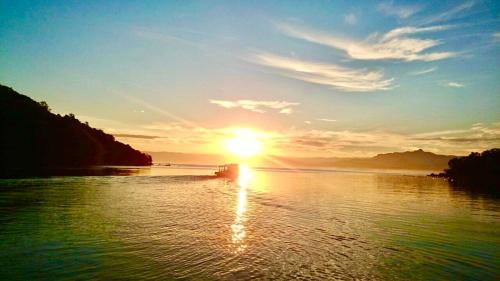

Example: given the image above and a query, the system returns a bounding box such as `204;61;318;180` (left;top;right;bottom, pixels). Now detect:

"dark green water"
0;167;498;280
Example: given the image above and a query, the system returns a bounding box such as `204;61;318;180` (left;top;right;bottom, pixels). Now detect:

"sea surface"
0;165;498;280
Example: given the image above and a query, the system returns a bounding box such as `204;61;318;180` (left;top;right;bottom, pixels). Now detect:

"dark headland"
429;148;500;191
0;85;151;177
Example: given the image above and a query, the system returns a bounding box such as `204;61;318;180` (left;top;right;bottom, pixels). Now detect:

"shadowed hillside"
0;85;152;169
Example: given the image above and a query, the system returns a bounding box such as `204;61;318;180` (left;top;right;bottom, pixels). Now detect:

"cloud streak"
411;67;437;75
275;122;500;157
493;32;500;42
418;1;475;25
446;82;465;88
277;23;457;62
210;99;299;114
344;13;357;25
100;120;500;158
251;53;394;92
377;2;422;19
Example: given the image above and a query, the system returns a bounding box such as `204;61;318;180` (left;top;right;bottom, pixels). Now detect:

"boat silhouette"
215;163;239;178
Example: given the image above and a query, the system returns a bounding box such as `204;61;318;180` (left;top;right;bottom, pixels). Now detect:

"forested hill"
0;84;152;168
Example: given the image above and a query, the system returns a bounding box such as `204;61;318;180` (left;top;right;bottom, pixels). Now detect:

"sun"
225;128;264;158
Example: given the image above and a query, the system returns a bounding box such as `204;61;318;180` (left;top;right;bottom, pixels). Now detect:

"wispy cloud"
131;26;195;46
279;108;293;115
411;67;437;75
382;25;449;39
418;1;475;25
377;2;422;19
446;81;465;88
277;23;457;61
493;32;500;42
277;122;500;157
316;118;337;122
210;99;299;114
251;52;394;92
412;123;500;145
344;13;358;25
100;119;500;157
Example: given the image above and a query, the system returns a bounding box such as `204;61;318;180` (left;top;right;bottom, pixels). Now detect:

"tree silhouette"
0;84;152;169
39;101;50;112
431;148;500;192
443;148;500;188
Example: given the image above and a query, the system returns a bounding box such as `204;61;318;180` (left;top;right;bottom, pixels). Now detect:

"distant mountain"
148;149;455;171
332;149;455;170
0;84;152;169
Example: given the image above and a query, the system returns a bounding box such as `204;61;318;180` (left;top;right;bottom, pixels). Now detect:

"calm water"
0;166;498;280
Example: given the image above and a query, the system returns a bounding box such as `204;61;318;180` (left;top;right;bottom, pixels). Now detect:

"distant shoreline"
155;162;439;174
0;164;437;179
148;149;455;171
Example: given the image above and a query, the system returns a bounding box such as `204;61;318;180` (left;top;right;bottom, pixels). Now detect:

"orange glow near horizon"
224;128;264;159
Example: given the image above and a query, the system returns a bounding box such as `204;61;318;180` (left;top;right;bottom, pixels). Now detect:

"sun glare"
225;129;264;158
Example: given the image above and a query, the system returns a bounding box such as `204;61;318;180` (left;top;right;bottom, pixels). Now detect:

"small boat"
154;163;171;166
215;163;239;178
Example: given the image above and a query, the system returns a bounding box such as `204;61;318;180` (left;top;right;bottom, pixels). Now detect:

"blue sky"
1;0;499;156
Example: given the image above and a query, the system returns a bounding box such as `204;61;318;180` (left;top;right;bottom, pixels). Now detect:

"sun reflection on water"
231;164;252;253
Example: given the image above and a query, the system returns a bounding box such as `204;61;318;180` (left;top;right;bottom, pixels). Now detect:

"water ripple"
0;169;498;280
